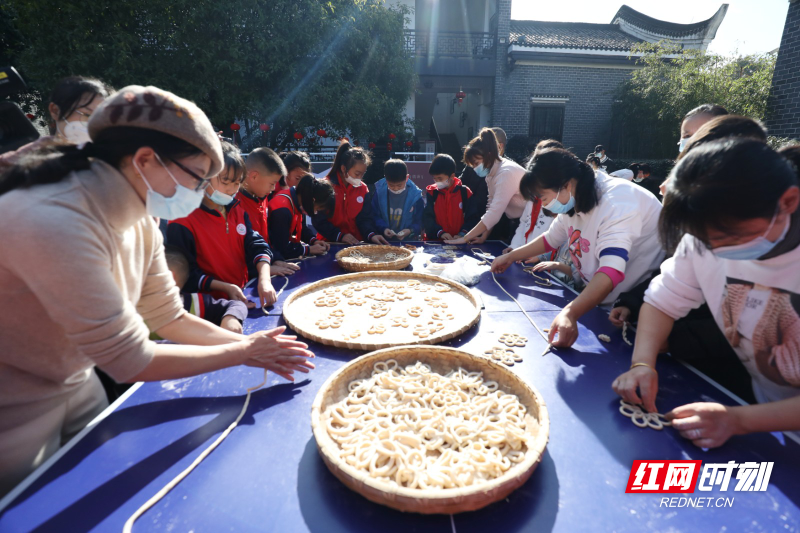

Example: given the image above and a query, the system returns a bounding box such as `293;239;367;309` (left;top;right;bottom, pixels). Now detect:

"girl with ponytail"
492;147;664;348
445;128;527;244
312;141;388;245
268;173;334;258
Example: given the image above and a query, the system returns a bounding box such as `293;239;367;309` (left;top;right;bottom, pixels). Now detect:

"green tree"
611;42;776;159
2;0;415;149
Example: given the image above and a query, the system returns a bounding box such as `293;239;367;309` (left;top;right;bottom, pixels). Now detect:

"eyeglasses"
171;159;211;192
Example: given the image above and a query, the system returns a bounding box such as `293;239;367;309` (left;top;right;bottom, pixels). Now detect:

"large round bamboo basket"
335;245;414;272
311;345;550;514
282;271;480;350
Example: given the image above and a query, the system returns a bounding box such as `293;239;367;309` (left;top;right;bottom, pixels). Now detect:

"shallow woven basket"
282;271;481;350
335;245;414;272
311;345;550;514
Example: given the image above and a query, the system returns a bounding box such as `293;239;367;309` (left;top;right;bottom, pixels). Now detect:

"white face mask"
595;152;602;158
57;119;92;145
435;180;449;190
388;185;406;195
345;175;362;187
133;154;205;220
206;185;235;206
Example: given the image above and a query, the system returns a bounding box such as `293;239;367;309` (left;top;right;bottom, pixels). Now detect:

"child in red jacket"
167;142;278;308
423;154;479;240
311;141;388;245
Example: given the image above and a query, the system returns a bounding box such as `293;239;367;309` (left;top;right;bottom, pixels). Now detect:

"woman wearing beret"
0;85;315;495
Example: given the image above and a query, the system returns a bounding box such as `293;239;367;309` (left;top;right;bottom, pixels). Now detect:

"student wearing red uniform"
268;173;333;259
167;142;278;307
311;141;388;245
271;151;311;199
423;154;478;240
237;147;299;276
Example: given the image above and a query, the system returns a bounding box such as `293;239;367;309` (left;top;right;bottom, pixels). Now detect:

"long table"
1;242;799;532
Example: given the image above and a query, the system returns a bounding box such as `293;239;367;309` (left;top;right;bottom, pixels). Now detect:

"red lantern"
388;133;396;140
259;123;269;132
368;142;376;149
387;143;393;151
230;123;241;131
25;113;35;120
405;141;413;148
317;129;327;138
293;132;304;141
456;90;466;105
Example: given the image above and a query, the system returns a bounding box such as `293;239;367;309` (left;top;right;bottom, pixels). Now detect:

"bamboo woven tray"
311;345;550;514
282;271;481;350
335;245;414;272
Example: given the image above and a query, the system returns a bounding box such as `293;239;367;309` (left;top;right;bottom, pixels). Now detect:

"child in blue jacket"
371;159;424;241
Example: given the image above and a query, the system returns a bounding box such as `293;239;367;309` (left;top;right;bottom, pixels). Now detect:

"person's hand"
440;233;454;241
548;309;578;348
222;283;254;308
396;229;410;241
342;233;360;245
316;240;331;252
371;234;390;245
445;237;467;245
309;242;328;255
220;315;243;334
258;275;278;307
383;228;396;239
490;253;515;274
666;403;743;449
612;365;659;413
241;326;315;382
502;247;512;255
273;261;300;275
529;261;560;273
609;306;631;328
472;230;490;244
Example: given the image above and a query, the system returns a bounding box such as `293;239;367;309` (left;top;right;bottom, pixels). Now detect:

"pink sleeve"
597;266;625;288
542;235;557;253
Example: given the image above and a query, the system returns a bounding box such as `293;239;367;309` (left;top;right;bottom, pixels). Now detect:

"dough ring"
424;296;448;308
316;318;331;329
348;298;366;306
406;279;421;287
342;289;354;298
427;321;445;334
484;347;523;366
408;306;423;318
345;330;361;340
431;311;454;321
416;285;431;293
598;334;611;343
396;293;412;301
391;317;409;328
323;288;339;296
434;282;452;293
328;318;343;329
330;309;345;318
498;333;527;348
369;302;390;318
314;296;340;308
619;400;671;430
368;323;386;335
413;323;430;338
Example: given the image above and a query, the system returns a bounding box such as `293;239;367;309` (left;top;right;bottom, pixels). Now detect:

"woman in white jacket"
614;139;800;448
445;129;526;244
492;148;664;348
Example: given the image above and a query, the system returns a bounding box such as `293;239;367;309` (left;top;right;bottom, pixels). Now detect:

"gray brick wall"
492;0;512;129
494;64;633;158
767;0;800;139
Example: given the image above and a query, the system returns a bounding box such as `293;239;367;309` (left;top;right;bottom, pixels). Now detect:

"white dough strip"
123;369;268;533
490;271;551;346
323;360;531;490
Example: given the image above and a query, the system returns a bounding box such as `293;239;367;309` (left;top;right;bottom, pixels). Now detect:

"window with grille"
529;105;564;143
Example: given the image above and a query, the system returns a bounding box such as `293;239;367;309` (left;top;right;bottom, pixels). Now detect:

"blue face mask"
544;185;575;214
711;212;789;260
205;184;235;206
678;137;689;153
473;163;490;177
133;154;205;220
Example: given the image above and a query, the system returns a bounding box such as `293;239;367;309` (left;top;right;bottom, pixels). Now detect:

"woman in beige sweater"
0;86;315;495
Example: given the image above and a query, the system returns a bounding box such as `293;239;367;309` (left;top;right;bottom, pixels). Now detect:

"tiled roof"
509;20;645;51
612;5;716;38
